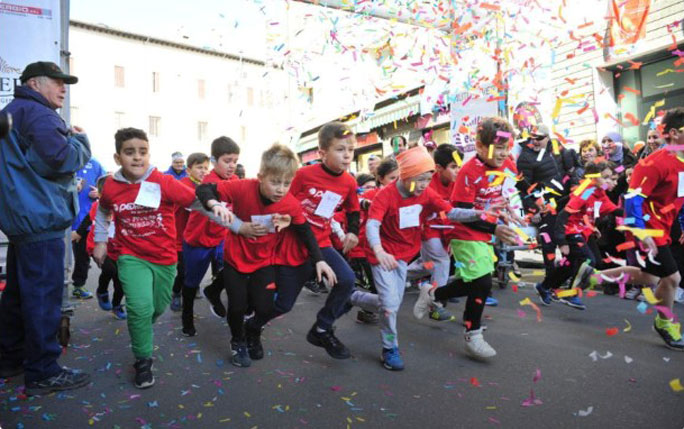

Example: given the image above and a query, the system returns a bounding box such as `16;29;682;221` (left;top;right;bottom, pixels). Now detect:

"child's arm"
92;204;111;266
292;222;337;284
366;219;398;271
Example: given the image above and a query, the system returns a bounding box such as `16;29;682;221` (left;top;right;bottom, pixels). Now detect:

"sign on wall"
0;0;61;108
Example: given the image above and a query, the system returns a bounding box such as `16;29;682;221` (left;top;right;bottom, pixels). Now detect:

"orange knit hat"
396;146;435;181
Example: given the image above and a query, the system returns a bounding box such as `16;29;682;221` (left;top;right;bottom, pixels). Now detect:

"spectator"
0;61;91;395
424;140;437;156
70;157;106;299
235;163;246;179
637;129;665;160
601;131;636;169
366;154;380;176
390;135;408;155
165;151;187;180
577;139;602;177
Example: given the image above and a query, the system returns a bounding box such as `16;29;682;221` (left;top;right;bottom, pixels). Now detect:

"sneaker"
624;287;642;300
231;342;252;367
170;293;182;312
485;296;498;307
536;283;553;306
202;286;226;319
112;305;127;320
306;325;351;359
653;316;684;351
303;279;325;295
381;347;405;371
246;326;264;360
413;283;436;320
464;328;496;359
133;358;154;389
356;309;379;325
72;287;93;300
429;305;455;322
182;325;197;337
25;368;91;396
572;261;596;290
96;292;112;311
182;312;196;337
561;296;586;310
675;288;684;304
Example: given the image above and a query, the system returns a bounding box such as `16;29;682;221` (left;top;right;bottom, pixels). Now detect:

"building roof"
70;20;271;68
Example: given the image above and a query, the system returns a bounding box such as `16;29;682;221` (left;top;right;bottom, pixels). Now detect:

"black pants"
95;256;124;307
541;234;596;290
71;237;90;287
434;273;492;331
538;213;557;276
173;251;184;295
223;265;275;343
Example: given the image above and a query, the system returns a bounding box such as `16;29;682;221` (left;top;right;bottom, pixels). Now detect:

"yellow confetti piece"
244;412;251;418
115;329;120;335
410;181;415;192
488;144;494;159
556;289;578;298
452;150;463;166
670;378;684;392
219;418;231;423
623;319;632;333
508;271;520;282
641;287;660;305
519;297;532;306
513;227;530;242
573;178;592;196
551;139;560;155
615;226;665;240
584;173;601;178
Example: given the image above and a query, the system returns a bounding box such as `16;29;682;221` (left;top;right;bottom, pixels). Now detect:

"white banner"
0;0;61;109
449;90;499;155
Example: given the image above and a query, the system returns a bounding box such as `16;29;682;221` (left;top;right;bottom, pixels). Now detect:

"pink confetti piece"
532;369;542;383
654;305;678;322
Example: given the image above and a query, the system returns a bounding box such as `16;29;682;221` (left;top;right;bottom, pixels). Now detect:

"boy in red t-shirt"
197;144;335;367
413;117;520;360
349;146;481;370
406;144;462;321
93;128;222;389
573;108;684;350
168;153;210;336
183;137;239;324
535;161;619;310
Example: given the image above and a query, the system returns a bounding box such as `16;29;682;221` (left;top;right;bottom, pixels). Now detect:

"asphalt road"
1;268;683;428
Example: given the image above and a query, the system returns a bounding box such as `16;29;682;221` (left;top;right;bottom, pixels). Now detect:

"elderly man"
0;61;91;395
165;151;187;180
366;154;380;176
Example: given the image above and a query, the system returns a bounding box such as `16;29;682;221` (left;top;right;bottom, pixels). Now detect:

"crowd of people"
0;61;682;397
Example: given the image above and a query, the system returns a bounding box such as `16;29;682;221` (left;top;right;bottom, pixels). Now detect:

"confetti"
670;379;683;392
623;319;632;332
605;327;618;336
641;287;660;304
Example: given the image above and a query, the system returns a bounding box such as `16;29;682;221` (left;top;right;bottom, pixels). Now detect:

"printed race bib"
134;181;161;209
678;172;684;197
399;204;422;229
314;191;342;219
250;214;276;233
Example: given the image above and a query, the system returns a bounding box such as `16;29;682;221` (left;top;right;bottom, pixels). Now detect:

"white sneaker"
464;328;496;359
413;283;435;319
675;288;684;304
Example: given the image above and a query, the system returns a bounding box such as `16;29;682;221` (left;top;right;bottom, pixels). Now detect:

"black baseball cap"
20;61;78;84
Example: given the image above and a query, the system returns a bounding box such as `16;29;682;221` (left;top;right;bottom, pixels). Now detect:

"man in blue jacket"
0;61;92;395
165;151;187;180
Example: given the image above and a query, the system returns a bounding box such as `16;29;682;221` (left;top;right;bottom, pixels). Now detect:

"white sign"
0;0;62;109
449;89;499;156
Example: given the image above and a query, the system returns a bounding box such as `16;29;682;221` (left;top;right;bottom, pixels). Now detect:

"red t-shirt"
175;176;197;251
183;170;236;248
448;156;518;242
288;163;360;248
629;149;684;246
99;168;196;265
423;172;455;241
366;183;452;265
564;188;618;240
216;179;306;273
87;201;121;260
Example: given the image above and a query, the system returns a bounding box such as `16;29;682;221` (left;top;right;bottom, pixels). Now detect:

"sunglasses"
602;139;613;143
533;135;547;141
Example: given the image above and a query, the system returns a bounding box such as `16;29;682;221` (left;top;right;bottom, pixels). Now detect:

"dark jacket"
516;141;578;211
0;86;91;243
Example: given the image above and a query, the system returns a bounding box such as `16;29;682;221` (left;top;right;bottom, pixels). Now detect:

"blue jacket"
72;158;106;230
165;165;187;180
0;86;91;243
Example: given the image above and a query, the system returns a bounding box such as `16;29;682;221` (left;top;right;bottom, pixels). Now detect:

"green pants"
117;255;176;359
450;239;496;282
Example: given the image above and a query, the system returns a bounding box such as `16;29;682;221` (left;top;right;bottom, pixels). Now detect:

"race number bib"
314;191;342;219
399;204;422;229
250;214;276;233
134;181;161;209
678;172;684;197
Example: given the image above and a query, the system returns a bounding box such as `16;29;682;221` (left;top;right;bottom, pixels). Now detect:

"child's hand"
341;232;359;254
211;204;234;225
494;224;518;245
315;261;337;285
71;231;81;242
272;214;292;232
375;249;398;271
93;242;107;267
238;222;268;239
88;186;98;199
560;244;570;255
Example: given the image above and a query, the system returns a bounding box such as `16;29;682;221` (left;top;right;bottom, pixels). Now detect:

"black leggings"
223;265;275;342
434;273;492;331
541;234;596;290
95;256;124;307
173;251;184;295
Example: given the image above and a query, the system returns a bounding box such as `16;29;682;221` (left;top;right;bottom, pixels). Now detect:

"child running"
413;117;520;359
573;108;684;350
197;144;335;367
349;145;482;370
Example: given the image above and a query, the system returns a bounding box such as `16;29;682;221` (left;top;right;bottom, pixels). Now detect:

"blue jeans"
182;241;224;288
0;238;64;382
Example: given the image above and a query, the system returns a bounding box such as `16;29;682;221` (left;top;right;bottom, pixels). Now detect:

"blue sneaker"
485;296;498;307
535;284;553;306
72;287;93;300
96;292;112;311
381;347;404;371
113;305;127;320
170;293;181;312
561;296;586;310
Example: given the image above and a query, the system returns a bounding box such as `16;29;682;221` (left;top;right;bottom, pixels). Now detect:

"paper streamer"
641;287;660;304
670;378;684;392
